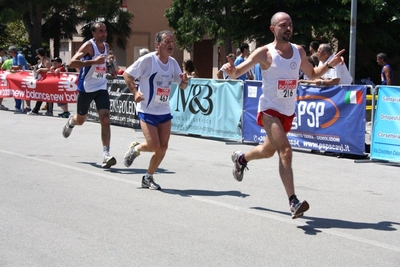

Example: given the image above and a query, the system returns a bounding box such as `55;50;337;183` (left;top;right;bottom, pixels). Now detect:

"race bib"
277;79;297;98
155;87;170;103
92;66;106;79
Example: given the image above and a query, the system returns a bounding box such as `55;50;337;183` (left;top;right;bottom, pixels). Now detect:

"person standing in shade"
217;53;236;79
182;59;199;78
50;57;70;118
309;41;320;67
8;46;31;113
223;12;345;219
62;22;117;168
376;53;393;85
122;30;189;190
28;48;53;116
0;48;9;110
234;43;253;81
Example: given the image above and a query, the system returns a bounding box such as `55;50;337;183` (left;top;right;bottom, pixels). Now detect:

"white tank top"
77;39;108;93
258;43;301;116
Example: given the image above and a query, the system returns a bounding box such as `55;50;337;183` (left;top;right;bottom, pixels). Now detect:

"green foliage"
166;0;400;83
0;0;133;63
0;21;29;49
80;4;134;50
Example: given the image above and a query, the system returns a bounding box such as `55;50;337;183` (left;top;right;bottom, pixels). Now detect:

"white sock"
103;146;110;158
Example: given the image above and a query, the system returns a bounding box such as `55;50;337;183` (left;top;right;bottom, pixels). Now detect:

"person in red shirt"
51;57;70;118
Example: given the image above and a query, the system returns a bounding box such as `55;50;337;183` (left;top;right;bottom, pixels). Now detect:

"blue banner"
370;86;400;161
242;83;367;155
242;80;264;143
288;85;366;155
170;78;243;140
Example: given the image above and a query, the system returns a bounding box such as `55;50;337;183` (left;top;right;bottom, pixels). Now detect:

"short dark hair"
52;57;62;63
309;41;320;52
319;43;333;55
239;43;249;53
377;53;387;61
36;48;46;57
91;22;105;32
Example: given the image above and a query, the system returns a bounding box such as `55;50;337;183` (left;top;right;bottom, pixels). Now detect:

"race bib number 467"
277;79;297;98
156;87;170;103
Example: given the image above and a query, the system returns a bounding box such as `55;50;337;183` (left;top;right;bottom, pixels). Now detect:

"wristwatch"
321;80;324;86
325;62;334;69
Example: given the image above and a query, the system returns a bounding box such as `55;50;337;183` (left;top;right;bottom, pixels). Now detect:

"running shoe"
102;156;117;168
141;175;161;190
44;111;53;116
231;150;248;182
62;115;74;138
123;142;140;167
290;200;310;219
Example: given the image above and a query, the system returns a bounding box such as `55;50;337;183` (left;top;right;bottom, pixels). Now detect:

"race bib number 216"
277;79;297;98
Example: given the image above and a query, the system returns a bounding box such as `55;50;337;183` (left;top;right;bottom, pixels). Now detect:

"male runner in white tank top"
62;22;118;169
122;30;190;190
223;12;345;219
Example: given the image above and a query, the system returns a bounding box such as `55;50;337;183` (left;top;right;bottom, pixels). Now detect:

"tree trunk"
22;4;43;65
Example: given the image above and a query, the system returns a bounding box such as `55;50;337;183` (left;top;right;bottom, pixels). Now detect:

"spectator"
217;53;236;79
0;47;9;110
50;57;70;118
253;63;262;81
139;48;150;57
28;48;53;116
106;49;119;79
1;58;12;70
300;43;352;86
182;59;199;78
234;43;253;81
376;53;393;85
309;41;320;66
8;46;31;113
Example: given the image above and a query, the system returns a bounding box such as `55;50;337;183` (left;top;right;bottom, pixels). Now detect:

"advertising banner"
0;70;78;103
242;83;367;155
288;84;366;155
169;78;243;140
88;76;140;128
370;86;400;161
242;80;265;143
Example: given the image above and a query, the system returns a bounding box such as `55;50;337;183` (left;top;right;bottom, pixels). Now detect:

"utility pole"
349;0;357;81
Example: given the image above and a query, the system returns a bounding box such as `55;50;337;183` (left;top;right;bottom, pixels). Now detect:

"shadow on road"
251;206;400;235
162;188;250;198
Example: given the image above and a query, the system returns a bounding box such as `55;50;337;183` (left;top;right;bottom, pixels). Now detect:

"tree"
165;0;247;55
166;0;400;83
0;0;133;63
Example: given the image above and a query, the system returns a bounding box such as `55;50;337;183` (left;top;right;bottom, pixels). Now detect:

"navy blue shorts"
138;112;173;127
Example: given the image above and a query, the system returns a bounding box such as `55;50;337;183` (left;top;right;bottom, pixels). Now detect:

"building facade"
52;0;228;78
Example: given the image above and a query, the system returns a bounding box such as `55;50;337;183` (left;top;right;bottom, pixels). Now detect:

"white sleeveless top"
124;52;182;115
258;43;301;116
77;39;108;93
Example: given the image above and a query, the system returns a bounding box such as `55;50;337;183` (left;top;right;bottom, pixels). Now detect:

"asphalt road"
0;98;399;267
